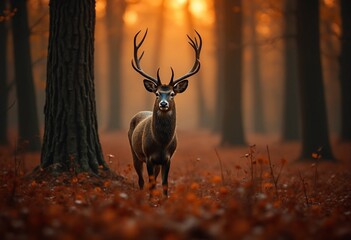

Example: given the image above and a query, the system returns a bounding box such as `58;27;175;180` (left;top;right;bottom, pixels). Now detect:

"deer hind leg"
132;154;144;190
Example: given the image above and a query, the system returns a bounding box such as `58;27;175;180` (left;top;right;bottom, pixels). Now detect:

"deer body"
128;30;201;196
128;108;177;195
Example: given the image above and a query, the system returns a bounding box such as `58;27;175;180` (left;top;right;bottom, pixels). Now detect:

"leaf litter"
0;132;351;239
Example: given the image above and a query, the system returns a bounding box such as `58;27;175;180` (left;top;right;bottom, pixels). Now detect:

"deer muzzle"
159;100;169;111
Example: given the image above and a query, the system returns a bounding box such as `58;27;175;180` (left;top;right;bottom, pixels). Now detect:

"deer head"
131;29;202;112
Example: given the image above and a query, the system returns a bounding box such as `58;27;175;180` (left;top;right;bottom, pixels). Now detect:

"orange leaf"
211;175;222;184
190;182;200;190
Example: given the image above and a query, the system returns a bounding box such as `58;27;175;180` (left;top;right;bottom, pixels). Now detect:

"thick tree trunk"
221;0;245;146
0;0;8;145
41;0;108;173
11;0;41;151
339;0;351;141
282;0;300;141
296;0;334;160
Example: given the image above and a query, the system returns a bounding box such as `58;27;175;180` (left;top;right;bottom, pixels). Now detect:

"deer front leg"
146;160;156;191
161;160;171;197
132;153;144;189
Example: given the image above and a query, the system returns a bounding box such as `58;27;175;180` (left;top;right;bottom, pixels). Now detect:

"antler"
131;29;161;85
170;30;202;86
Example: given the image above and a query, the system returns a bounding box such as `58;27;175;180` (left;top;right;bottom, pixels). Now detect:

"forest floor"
1;131;351;239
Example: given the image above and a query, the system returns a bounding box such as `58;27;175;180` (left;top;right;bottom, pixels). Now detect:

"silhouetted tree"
249;1;265;133
339;0;351;141
106;0;126;130
296;0;334;160
185;1;211;129
11;0;41;151
41;0;109;173
282;0;300;141
0;0;8;145
214;0;225;132
146;0;165;108
221;0;245;146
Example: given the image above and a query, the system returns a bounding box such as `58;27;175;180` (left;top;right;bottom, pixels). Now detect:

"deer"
128;29;202;197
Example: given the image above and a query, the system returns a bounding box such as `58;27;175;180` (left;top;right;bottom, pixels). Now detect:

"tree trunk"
214;0;225;132
106;0;126;130
41;0;108;173
339;0;351;141
249;1;265;133
282;0;300;141
296;0;334;160
11;0;41;151
221;0;245;146
184;1;211;129
0;0;8;145
145;0;165;108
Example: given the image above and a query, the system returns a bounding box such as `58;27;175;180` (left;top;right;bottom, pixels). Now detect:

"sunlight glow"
167;0;188;10
96;0;106;18
123;10;138;25
189;0;214;25
256;12;271;37
256;25;271;37
324;0;335;7
189;0;206;17
331;23;341;37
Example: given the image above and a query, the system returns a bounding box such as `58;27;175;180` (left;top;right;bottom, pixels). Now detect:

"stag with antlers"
128;29;202;197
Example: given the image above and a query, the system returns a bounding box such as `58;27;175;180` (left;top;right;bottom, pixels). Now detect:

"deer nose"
159;101;169;110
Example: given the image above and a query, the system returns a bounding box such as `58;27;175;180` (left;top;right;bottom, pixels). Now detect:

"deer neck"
152;107;176;146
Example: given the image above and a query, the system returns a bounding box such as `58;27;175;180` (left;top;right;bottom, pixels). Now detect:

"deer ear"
173;80;188;94
143;79;158;92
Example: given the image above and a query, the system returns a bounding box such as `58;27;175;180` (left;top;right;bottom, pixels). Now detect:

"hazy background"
3;0;341;136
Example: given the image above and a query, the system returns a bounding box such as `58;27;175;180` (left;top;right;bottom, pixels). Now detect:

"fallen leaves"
1;144;351;240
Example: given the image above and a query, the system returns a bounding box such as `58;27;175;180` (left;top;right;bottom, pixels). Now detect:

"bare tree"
249;0;265;133
296;0;334;160
106;0;126;130
339;0;351;141
184;1;211;128
221;0;245;146
214;0;225;132
282;0;300;141
11;0;41;151
0;0;9;145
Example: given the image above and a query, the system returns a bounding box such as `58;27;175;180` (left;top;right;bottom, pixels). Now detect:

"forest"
0;0;350;239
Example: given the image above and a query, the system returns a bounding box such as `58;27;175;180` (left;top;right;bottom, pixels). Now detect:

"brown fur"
128;104;177;196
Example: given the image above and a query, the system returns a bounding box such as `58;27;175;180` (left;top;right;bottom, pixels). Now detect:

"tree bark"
11;0;41;151
221;0;245;146
41;0;108;173
296;0;334;160
339;0;351;141
282;0;300;141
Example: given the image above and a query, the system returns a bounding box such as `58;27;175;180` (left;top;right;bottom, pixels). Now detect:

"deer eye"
170;92;175;97
155;92;160;97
